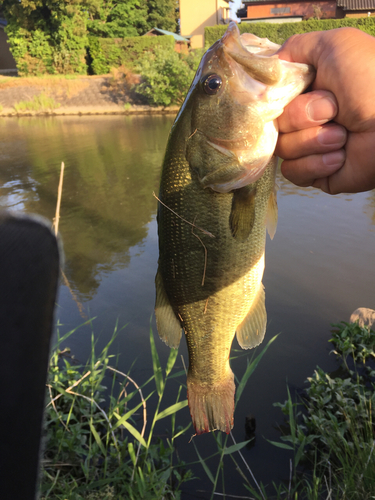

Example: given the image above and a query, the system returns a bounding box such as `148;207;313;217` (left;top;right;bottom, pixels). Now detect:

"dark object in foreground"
0;212;59;500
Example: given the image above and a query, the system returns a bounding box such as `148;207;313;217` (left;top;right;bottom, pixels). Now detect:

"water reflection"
0;115;173;299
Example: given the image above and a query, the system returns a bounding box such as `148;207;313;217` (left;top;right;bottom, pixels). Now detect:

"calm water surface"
1;115;374;497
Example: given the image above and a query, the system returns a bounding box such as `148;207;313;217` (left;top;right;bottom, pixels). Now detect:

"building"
237;0;336;22
336;0;375;17
236;0;375;22
143;27;190;53
179;0;231;48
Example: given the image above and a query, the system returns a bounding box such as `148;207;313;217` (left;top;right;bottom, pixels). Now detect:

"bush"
88;35;175;75
4;4;88;76
270;322;375;500
134;48;204;106
205;17;375;47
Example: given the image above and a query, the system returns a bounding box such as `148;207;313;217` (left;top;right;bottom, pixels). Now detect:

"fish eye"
203;74;222;95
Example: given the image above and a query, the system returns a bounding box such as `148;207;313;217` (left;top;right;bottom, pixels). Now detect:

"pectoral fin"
155;268;182;349
229;186;256;241
236;285;267;349
266;187;278;240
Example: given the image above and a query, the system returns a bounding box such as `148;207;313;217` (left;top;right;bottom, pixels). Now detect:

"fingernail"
317;125;346;146
307;96;337;122
322;150;346;168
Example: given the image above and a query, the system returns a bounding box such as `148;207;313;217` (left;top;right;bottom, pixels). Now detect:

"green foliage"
0;0;88;75
88;35;175;75
147;0;179;33
86;0;178;38
14;92;60;112
0;0;180;76
205;17;375;47
134;47;204;106
263;321;375;500
330;320;375;365
41;321;193;499
87;0;149;38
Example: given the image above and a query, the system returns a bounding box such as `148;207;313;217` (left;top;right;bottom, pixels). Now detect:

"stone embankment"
0;75;179;116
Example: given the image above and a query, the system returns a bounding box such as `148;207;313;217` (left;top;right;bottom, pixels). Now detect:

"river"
0;115;374;498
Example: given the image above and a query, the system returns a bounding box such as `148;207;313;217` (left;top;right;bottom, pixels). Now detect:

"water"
1;115;374;497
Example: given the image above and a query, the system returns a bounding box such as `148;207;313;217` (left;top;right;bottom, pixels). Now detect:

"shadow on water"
0;114;374;498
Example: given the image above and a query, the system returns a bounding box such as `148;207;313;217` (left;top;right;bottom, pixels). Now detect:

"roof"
143;28;190;42
337;0;375;8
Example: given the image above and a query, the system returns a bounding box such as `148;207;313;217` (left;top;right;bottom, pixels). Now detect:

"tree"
87;0;149;38
147;0;179;33
0;0;90;75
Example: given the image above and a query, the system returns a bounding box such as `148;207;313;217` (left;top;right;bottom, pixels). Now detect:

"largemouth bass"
155;23;314;434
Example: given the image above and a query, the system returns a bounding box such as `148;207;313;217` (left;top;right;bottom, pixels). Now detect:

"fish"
155;22;315;435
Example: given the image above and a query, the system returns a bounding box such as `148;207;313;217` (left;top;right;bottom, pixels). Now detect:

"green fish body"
155;23;314;434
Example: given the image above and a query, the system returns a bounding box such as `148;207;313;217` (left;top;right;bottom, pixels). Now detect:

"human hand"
275;28;375;194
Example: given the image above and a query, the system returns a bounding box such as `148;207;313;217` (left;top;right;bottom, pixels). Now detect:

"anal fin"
229;185;256;241
236;284;267;349
155;268;182;349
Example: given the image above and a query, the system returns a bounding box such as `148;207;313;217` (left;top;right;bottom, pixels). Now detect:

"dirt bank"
0;74;179;117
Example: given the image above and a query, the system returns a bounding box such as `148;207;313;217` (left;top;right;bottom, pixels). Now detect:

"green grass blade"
192;440;215;484
155;400;188;421
267;439;294;450
287;385;296;443
53;318;95;349
150;323;164;397
173;422;192;440
89;422;106;455
165;347;179;376
169;369;187;379
223;439;252;455
236;335;278;404
112;392;153;430
121;419;147;448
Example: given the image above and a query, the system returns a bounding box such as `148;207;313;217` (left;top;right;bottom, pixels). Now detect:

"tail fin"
187;371;235;434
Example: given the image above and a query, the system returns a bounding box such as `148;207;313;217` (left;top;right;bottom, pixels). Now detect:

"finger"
275;123;347;160
280;150;346;188
278;90;338;133
314;132;375;194
276;32;325;66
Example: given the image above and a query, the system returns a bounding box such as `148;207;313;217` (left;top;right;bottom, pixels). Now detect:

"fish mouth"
222;23;282;86
219;22;315;107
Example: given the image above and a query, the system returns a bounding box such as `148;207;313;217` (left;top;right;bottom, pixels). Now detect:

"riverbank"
0;74;180;117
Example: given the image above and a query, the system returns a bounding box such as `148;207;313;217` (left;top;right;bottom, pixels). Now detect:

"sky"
230;0;244;22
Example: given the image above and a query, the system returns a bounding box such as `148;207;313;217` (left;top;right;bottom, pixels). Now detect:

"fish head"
184;22;315;193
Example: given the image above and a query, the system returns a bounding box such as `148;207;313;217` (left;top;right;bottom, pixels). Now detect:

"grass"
246;321;375;500
41;319;375;499
41;320;192;499
14;92;60;112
